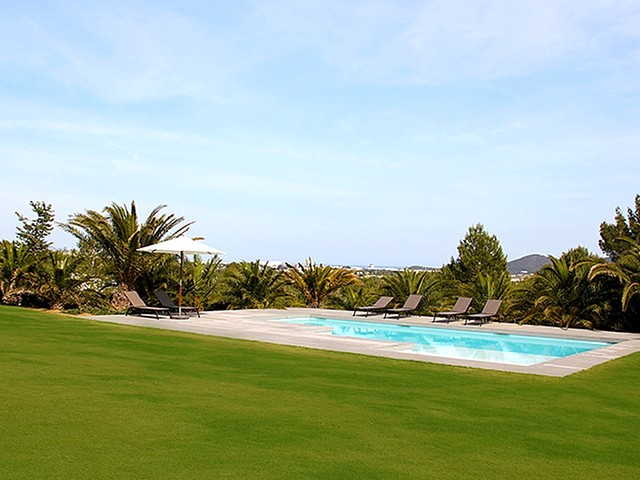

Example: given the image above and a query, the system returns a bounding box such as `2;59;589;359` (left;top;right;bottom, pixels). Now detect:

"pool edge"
83;307;640;377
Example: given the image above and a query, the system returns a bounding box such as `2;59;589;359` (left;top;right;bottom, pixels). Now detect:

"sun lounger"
433;297;472;323
384;294;423;318
353;296;393;317
463;299;502;325
124;291;170;319
154;290;200;318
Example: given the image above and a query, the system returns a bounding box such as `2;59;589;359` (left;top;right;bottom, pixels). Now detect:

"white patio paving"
84;308;640;377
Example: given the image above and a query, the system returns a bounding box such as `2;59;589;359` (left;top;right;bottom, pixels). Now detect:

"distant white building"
264;260;287;270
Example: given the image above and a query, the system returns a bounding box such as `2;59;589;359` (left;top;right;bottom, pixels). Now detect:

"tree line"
1;197;639;333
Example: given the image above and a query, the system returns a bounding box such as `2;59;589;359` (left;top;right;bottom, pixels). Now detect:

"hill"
508;254;550;275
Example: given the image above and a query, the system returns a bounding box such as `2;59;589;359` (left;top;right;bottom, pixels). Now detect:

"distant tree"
599;194;640;261
61;201;192;309
285;258;360;308
447;224;509;284
15;201;55;255
2;201;56;306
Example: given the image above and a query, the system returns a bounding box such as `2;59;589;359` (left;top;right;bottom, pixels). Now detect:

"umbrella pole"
178;251;184;317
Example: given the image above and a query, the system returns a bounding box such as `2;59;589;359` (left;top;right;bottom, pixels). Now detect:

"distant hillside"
508;254;550;275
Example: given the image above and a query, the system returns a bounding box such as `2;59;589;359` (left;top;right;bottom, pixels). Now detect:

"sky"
1;0;639;267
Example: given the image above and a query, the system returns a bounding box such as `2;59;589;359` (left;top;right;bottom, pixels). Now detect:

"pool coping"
83;308;640;377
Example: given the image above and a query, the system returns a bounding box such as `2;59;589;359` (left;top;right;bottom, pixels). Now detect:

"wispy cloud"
1;1;254;102
248;0;640;85
3;1;639;100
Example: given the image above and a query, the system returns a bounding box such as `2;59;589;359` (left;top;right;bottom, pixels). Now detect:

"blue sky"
1;0;639;267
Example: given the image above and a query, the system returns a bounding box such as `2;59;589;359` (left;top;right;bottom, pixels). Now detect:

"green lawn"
1;306;638;479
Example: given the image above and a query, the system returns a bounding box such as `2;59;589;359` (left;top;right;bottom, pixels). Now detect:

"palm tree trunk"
111;284;131;311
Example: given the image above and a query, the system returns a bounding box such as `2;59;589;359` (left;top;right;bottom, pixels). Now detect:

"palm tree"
223;260;289;309
461;271;511;313
38;250;87;310
382;269;441;314
0;240;34;304
328;285;367;311
518;251;604;330
285;258;360;308
181;255;223;311
328;275;385;311
589;237;640;312
62;201;192;308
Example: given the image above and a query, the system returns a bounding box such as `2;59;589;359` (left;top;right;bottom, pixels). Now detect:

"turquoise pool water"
281;318;611;366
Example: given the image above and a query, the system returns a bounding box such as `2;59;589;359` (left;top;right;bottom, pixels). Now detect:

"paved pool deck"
84;308;640;377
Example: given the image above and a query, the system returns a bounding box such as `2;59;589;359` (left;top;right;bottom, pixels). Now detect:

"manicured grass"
1;306;638;479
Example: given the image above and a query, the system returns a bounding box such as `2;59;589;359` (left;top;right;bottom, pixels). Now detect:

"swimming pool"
280;317;611;366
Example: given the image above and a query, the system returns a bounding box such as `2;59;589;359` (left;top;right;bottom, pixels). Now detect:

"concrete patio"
85;308;640;377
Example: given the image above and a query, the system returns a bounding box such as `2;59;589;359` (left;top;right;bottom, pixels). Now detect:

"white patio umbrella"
138;236;226;318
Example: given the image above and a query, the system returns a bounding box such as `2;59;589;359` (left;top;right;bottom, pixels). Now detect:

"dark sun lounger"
433;297;473;323
463;299;502;325
353;296;394;317
384;294;423;319
154;290;200;318
125;291;170;319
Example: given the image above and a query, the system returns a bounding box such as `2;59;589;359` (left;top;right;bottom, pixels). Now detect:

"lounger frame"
125;291;170;319
383;294;423;319
154;290;200;318
463;299;502;325
433;297;473;323
353;296;394;317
